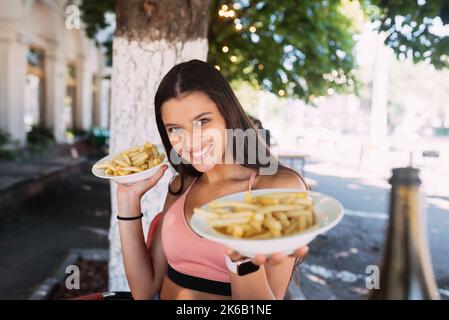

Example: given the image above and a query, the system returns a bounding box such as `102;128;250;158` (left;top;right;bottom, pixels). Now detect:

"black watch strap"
237;260;260;276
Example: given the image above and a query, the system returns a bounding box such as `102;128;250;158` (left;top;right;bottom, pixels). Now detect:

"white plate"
91;147;168;184
190;188;344;257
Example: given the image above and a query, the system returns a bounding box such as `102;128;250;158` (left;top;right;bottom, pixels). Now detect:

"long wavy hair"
154;59;306;195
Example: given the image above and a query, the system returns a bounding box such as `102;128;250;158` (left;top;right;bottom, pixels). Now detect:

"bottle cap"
389;167;421;186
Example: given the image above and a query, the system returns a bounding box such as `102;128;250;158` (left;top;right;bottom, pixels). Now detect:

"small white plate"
91;148;168;184
190;188;344;257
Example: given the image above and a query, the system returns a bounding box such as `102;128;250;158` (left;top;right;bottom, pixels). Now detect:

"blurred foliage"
79;0;115;65
90;127;110;147
0;126;110;160
65;128;90;140
363;0;449;69
66;127;110;148
27;125;55;145
0;130;21;160
209;0;364;102
27;125;55;156
80;0;448;101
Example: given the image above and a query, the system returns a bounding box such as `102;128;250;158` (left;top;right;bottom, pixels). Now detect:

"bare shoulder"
255;167;307;190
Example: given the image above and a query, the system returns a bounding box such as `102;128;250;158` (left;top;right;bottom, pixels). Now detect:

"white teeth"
192;144;212;159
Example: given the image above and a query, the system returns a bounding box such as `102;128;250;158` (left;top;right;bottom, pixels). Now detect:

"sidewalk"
0;159;111;299
0;157;86;219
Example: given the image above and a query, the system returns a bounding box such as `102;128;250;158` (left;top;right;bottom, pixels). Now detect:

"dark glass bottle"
371;167;440;300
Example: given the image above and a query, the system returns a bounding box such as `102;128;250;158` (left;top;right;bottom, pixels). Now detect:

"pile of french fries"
93;142;165;176
194;191;314;239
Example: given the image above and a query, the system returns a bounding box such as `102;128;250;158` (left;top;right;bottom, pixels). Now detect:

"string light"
249;26;256;33
278;89;285;96
219;4;235;19
235;23;243;30
222;45;229;53
215;65;221;71
230;55;238;63
258;64;264;70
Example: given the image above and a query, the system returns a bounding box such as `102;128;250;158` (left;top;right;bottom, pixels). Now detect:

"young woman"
116;60;309;300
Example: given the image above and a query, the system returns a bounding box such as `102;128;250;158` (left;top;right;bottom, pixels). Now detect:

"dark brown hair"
154;59;306;195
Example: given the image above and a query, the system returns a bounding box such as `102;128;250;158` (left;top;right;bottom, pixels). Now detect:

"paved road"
0;161;111;299
297;162;449;300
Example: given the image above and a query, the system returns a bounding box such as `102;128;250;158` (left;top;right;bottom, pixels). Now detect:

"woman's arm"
230;258;295;300
117;165;173;299
118;193;160;299
229;168;308;300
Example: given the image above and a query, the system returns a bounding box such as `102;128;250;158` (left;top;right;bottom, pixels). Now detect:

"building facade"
0;0;110;144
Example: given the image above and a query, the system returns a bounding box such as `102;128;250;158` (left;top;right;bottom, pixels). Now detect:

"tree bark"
109;0;211;291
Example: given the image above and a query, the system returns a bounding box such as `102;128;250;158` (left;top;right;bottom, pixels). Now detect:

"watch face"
237;261;260;276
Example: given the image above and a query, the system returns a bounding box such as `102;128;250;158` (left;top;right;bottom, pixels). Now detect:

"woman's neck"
201;163;253;186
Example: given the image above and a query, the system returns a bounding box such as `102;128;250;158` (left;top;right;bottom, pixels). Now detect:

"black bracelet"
117;213;144;221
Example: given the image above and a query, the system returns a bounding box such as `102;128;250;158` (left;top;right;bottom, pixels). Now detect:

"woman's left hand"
226;246;309;266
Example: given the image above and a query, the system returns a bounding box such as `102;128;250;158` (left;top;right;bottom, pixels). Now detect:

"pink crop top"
161;172;257;283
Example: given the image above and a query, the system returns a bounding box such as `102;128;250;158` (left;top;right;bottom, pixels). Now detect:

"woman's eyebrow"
164;122;179;128
164;112;213;128
192;112;212;120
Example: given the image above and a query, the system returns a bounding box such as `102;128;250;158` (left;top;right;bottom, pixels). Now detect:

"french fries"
93;142;165;176
194;191;315;239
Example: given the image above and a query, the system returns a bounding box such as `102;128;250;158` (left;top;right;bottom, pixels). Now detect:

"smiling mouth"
191;143;213;161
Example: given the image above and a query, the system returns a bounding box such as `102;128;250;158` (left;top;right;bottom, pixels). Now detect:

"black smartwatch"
225;255;260;276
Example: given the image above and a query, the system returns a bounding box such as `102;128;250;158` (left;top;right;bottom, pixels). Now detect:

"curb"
28;248;108;300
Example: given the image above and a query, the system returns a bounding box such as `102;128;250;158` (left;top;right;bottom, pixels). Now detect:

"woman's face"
161;91;227;172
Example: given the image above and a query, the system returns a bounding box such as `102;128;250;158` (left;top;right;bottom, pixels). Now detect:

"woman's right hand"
116;164;169;217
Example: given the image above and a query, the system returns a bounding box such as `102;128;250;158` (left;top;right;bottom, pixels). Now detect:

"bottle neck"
379;184;440;299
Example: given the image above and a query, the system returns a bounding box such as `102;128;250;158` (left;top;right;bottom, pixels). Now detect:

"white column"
444;102;449;128
74;56;85;130
82;58;93;131
45;44;66;142
369;35;389;146
100;76;111;129
366;33;390;176
91;47;104;128
0;37;28;144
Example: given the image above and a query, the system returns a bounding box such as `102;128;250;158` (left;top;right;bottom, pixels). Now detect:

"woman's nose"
182;127;200;149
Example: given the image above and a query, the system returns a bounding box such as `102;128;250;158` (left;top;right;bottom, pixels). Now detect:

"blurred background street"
294;160;449;299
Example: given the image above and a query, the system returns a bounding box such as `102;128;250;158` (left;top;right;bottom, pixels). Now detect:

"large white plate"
190;188;344;257
91;146;168;184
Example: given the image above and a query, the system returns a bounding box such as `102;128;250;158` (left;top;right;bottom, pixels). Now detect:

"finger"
289;246;309;259
267;252;285;266
226;248;243;262
144;164;169;186
251;254;266;266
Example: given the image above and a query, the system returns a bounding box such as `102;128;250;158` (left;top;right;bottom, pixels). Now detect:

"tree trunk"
109;0;211;291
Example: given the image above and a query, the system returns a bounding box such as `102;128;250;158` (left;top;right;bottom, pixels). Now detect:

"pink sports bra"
161;172;257;284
